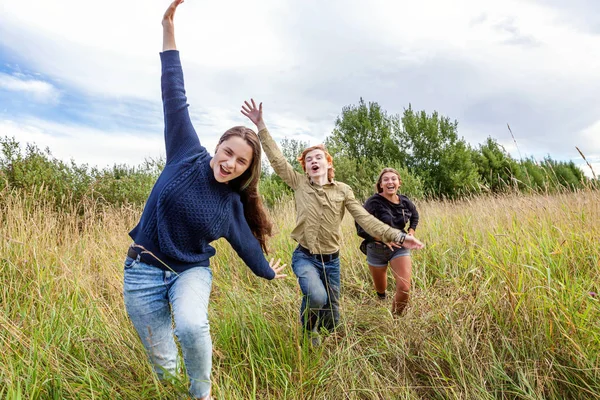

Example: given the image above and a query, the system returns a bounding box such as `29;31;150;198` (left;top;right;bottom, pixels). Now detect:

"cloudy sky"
1;0;599;177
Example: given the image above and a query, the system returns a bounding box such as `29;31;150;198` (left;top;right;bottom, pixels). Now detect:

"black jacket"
356;193;419;243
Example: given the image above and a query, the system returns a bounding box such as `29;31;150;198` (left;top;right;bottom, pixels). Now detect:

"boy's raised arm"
241;99;301;189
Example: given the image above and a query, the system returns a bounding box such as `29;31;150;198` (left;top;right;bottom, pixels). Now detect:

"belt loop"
128;245;142;263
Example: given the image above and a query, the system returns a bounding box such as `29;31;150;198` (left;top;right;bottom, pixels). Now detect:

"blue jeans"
291;248;341;331
123;255;212;399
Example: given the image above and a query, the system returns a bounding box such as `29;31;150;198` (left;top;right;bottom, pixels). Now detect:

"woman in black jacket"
357;168;419;315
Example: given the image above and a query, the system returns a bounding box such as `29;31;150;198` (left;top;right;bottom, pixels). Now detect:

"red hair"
297;144;335;182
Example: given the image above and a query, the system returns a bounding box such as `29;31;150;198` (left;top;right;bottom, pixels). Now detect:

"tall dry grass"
1;188;599;399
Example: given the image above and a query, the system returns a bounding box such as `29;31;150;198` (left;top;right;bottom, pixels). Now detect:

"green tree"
515;157;588;193
473;137;524;192
333;155;424;201
0;136;162;211
324;98;418;199
398;105;481;198
325;98;404;165
258;137;307;207
519;157;548;191
280;137;309;174
540;157;586;191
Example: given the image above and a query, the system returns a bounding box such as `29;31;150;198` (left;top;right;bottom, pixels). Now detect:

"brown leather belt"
297;245;339;263
127;246;161;268
127;246;139;259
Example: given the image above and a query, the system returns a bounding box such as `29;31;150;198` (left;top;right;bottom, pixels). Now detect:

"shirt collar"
309;178;337;187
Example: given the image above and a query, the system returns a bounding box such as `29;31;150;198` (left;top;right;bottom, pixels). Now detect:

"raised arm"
160;0;204;164
162;0;182;51
241;99;302;189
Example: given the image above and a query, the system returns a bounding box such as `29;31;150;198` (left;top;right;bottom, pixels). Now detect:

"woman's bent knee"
176;319;210;342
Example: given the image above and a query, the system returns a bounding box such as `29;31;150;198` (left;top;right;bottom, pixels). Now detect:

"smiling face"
304;148;332;182
380;172;400;195
376;168;402;196
210;136;253;183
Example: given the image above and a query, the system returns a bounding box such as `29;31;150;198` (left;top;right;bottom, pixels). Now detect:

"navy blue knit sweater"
128;50;274;279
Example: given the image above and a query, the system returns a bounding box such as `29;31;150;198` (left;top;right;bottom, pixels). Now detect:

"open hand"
241;99;265;130
163;0;184;27
384;241;402;251
269;258;287;279
402;235;425;250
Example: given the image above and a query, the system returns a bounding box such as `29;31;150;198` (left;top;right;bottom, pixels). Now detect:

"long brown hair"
297;144;335;182
375;167;402;193
216;126;273;253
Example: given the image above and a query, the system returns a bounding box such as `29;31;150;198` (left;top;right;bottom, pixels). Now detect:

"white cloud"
1;0;599;176
0;0;290;100
0;73;60;103
576;120;600;178
0;112;331;172
0;119;165;168
580;120;600;149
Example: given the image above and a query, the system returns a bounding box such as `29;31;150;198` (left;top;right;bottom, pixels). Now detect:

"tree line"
1;98;596;211
262;98;594;203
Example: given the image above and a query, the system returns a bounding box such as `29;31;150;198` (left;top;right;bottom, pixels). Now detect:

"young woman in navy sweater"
123;2;286;399
357;168;419;315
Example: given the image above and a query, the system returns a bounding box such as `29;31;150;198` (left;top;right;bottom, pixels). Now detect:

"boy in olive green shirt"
242;100;424;342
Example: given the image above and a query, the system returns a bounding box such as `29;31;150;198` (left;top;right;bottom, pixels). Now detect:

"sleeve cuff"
160;50;181;66
266;261;276;280
383;228;401;243
258;128;270;137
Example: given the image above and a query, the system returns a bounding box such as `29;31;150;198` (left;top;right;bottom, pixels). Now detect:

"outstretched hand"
163;0;184;27
241;99;266;131
162;0;184;51
269;258;287;279
402;235;425;250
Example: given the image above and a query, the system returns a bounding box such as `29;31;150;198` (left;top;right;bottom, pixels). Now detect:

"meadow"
0;188;599;399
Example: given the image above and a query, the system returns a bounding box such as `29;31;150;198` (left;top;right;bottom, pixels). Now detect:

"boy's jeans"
123;255;212;399
291;248;341;331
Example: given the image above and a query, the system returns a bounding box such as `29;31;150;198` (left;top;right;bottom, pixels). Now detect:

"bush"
332;156;424;202
0;136;162;212
259;174;293;208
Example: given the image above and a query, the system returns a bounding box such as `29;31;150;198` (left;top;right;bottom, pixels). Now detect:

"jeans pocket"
366;242;380;252
367;243;388;257
124;256;138;270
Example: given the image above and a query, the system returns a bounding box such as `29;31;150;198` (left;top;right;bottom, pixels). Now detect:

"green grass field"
1;189;599;399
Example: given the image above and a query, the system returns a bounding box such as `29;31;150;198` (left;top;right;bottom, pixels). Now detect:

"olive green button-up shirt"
258;128;402;255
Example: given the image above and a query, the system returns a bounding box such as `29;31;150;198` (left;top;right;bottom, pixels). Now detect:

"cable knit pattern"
128;50;274;279
156;160;229;261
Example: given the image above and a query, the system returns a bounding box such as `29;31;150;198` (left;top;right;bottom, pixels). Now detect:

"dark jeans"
291;247;341;331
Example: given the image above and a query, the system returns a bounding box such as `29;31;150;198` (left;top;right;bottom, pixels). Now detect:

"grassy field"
1;189;599;399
